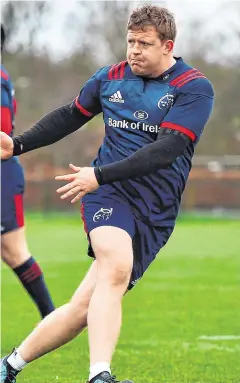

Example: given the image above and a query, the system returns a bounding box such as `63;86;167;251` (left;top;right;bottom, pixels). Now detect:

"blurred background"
1;0;240;215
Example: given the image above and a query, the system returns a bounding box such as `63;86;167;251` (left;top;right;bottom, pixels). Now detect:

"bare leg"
17;262;97;362
1;227;31;268
87;227;133;366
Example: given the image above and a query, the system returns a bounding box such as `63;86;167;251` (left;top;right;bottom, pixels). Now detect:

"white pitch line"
197;343;240;353
198;335;240;340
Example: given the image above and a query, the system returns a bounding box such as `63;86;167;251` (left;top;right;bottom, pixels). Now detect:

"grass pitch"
1;213;240;383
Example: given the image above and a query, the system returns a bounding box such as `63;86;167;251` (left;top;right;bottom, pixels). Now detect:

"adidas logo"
109;90;124;103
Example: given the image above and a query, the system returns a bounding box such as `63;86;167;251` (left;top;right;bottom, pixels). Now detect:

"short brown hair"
127;5;177;42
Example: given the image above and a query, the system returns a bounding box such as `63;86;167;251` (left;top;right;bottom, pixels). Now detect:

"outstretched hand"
55;163;99;203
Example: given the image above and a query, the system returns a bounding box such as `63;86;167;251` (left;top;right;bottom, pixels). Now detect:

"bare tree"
1;1;50;51
71;1;133;65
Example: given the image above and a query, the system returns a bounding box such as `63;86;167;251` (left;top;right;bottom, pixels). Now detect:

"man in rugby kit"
0;5;214;383
1;24;55;320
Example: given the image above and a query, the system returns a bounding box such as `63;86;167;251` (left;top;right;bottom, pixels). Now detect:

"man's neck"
149;56;176;78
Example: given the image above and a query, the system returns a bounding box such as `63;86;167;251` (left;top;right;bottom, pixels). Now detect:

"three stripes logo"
109;90;124;103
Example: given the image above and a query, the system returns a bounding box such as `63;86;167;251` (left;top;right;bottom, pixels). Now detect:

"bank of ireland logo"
158;93;174;110
93;208;113;222
133;110;148;120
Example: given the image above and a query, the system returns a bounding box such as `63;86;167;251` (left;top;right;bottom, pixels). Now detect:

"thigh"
81;185;136;259
129;222;174;289
90;226;133;271
81;186;135;281
1;160;25;235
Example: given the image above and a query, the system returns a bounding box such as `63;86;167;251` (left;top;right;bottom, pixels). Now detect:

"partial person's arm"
13;103;91;155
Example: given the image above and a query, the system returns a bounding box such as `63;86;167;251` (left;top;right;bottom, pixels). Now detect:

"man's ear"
163;39;174;54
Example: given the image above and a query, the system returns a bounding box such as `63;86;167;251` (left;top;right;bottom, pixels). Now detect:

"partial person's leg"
1;158;55;319
1;227;54;318
15;261;97;363
87;226;133;380
1;262;98;382
1;261;97;383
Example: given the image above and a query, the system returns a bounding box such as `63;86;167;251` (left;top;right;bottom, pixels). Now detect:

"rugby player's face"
127;26;172;78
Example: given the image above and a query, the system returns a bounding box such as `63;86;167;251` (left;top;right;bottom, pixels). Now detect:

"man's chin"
131;64;145;75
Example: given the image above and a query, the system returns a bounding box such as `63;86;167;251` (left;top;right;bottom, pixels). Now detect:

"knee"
94;243;133;287
108;263;132;287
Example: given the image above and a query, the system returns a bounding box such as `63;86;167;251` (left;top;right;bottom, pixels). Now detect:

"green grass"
1;214;240;383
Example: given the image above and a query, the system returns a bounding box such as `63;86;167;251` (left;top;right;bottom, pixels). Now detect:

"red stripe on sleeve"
114;63;120;79
14;194;24;228
161;122;196;141
174;72;202;87
108;64;117;80
109;62;127;80
0;69;9;81
119;61;127;79
173;70;203;87
176;75;206;88
75;97;93;117
1;107;12;135
170;69;197;86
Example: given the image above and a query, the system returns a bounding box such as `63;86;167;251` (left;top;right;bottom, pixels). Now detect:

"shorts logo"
130;277;141;286
1;225;5;232
93;208;113;222
133;110;148;120
158;93;174;110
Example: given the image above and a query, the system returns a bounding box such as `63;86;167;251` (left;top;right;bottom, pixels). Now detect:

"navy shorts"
1;158;25;235
81;185;174;289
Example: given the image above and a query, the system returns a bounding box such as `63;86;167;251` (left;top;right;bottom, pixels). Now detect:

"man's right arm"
12;69;103;156
13;103;92;155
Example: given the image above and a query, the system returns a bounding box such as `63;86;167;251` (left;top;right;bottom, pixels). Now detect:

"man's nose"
132;43;141;54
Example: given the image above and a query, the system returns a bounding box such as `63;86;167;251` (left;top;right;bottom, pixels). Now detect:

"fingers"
56;179;86;202
55;173;76;181
55;164;82;180
71;190;86;204
59;185;83;200
55;165;92;204
56;180;77;194
69;163;81;172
